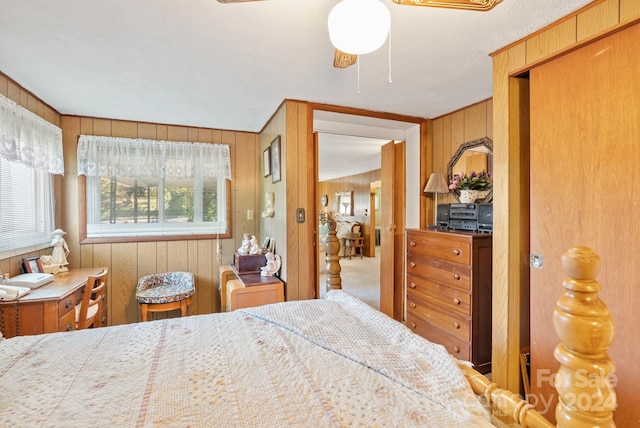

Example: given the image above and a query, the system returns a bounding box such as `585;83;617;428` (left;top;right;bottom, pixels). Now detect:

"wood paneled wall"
0;71;261;325
59;116;260;325
318;169;382;257
0;73;62;277
430;99;493;224
491;1;640;425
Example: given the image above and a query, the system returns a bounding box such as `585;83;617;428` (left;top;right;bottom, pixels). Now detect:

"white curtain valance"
77;135;232;180
0;94;64;175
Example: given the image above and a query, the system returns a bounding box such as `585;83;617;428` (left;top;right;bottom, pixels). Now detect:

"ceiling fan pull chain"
388;26;392;83
357;60;361;95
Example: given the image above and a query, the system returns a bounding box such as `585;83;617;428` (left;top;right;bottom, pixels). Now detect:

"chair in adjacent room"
75;268;109;330
136;272;195;321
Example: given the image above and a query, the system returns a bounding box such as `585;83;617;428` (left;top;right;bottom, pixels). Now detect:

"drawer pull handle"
410;262;416;268
409;241;416;247
65;300;73;309
409;282;416;289
453;322;460;329
453;298;461;305
453;273;461;280
410;302;416;309
452;249;461;256
409;322;416;329
453;346;460;354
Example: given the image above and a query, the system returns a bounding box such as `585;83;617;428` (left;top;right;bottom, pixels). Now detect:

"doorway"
311;109;421;320
316;134;385;308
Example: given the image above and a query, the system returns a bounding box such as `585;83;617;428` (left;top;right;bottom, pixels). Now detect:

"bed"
0;221;616;427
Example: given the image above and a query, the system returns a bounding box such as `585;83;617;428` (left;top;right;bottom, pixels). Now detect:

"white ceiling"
0;0;592;178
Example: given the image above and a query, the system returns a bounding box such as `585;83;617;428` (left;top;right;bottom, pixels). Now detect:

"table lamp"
423;173;449;225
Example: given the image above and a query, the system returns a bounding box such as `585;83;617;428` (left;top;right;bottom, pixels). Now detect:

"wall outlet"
247;210;253;220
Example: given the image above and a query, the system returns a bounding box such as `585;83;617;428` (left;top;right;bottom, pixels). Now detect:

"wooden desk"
0;268;105;338
226;267;284;311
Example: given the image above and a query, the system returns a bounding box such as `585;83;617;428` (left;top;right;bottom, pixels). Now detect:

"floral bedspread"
0;290;493;427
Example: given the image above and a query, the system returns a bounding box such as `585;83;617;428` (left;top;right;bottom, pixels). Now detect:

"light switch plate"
296;208;305;223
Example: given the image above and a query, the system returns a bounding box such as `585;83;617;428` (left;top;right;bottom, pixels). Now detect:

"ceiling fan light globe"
328;0;390;55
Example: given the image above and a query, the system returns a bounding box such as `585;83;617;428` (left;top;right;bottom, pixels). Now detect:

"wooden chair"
343;223;363;259
136;272;195;321
75;268;109;330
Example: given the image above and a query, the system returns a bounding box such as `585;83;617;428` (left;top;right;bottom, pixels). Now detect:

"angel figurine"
50;229;70;272
260;251;281;277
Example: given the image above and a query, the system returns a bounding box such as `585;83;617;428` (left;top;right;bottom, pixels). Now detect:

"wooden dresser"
0;268;106;338
405;229;492;373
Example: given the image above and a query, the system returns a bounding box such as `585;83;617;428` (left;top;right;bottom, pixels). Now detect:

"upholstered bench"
136;272;195;321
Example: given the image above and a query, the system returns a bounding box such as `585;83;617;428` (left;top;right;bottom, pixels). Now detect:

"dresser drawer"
407;295;470;341
406;313;470;360
407;274;471;316
407;231;471;265
407;255;471;292
59;309;75;332
58;289;83;318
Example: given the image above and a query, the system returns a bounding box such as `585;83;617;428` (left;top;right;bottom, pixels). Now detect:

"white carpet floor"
319;246;380;309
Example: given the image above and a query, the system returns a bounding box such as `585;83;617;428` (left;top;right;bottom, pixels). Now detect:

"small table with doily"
343;236;364;259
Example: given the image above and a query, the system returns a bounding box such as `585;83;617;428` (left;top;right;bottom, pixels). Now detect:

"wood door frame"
307;103;426;312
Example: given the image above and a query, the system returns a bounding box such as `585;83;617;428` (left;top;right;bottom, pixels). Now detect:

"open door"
379;140;405;320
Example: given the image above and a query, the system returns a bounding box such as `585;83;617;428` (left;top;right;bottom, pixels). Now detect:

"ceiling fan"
216;0;504;67
217;0;502;10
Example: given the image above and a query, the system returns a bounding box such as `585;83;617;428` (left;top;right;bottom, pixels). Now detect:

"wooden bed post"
324;219;342;291
553;246;616;427
458;246;616;428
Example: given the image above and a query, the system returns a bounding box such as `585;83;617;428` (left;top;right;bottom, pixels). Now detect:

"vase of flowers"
449;170;491;203
459;189;478;203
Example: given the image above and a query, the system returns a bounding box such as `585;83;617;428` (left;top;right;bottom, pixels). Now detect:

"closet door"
529;23;640;425
380;140;405;320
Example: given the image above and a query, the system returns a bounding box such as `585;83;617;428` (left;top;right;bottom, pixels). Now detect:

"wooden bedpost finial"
553;246;616;427
324;219;342;292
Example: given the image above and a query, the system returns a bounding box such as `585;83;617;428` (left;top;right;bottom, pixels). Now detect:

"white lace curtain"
77;135;231;180
0;94;64;175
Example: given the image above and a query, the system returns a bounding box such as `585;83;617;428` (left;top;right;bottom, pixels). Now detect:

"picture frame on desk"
262;236;271;251
23;256;43;273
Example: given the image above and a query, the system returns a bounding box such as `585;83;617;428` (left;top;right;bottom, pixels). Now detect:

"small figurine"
238;233;252;255
50;229;70;272
249;235;261;255
260;251;281;277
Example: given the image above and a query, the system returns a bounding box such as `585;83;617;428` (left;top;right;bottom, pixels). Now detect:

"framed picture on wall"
271;135;281;183
263;146;271;177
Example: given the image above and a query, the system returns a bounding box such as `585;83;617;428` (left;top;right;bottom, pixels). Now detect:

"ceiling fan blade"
216;0;265;3
391;0;503;11
333;49;358;69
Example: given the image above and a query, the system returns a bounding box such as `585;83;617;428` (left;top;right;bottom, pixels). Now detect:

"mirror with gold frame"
447;136;493;203
336;191;354;216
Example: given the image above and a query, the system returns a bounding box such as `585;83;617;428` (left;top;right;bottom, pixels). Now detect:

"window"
78;136;231;241
0;94;63;257
0;158;56;256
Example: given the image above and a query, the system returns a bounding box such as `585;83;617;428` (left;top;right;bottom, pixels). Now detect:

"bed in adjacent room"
0;221;616;427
